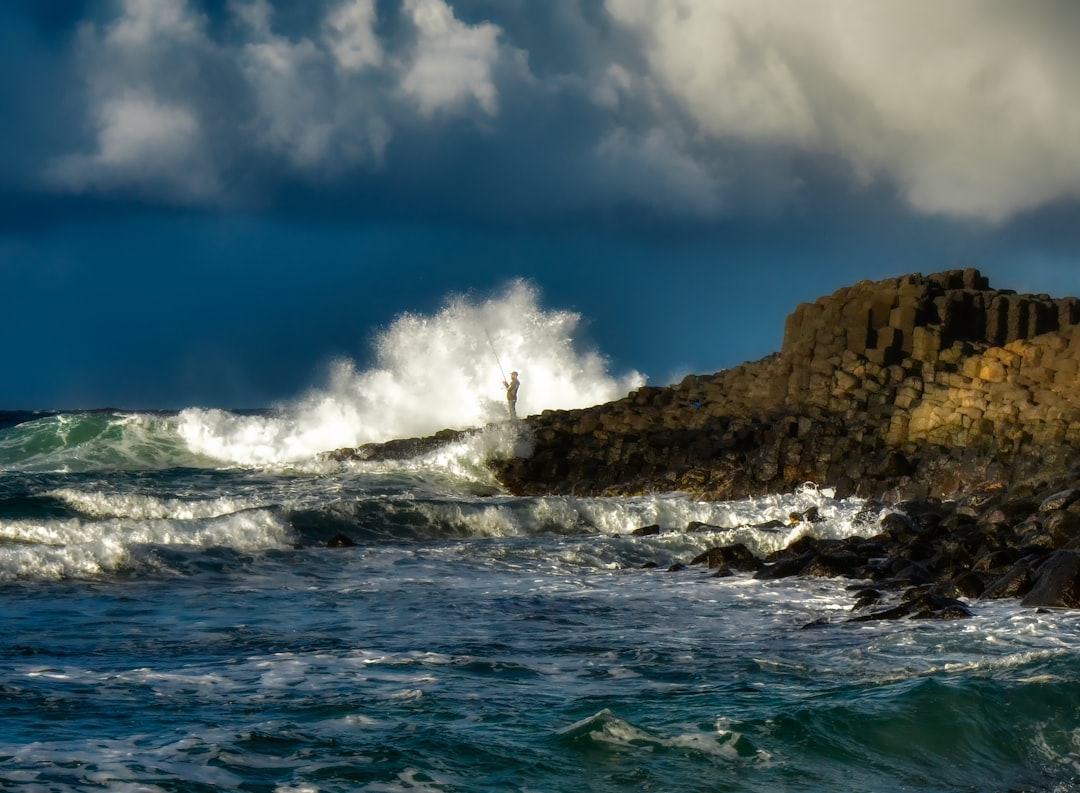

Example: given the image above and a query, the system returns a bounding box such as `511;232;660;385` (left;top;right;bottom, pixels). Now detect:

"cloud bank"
10;0;1080;223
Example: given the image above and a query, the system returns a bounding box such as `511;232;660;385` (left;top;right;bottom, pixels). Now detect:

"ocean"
3;287;1080;792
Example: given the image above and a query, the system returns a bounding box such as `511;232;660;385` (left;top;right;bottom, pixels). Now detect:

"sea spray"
177;280;644;466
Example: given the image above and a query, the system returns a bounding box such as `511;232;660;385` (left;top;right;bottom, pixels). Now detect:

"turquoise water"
2;411;1080;792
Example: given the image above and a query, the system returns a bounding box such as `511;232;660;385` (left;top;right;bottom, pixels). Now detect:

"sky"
3;0;1080;409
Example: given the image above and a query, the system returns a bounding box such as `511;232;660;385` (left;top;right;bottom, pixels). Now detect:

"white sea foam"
48;488;262;520
557;709;771;762
175;281;644;466
2;734;243;791
381;482;871;548
0;510;291;580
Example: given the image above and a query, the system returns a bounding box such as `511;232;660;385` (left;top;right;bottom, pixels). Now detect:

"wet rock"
850;587;885;610
1040;488;1080;512
326;533;356;548
690;543;761;572
1042;509;1080;547
980;560;1036;601
801;551;862;578
849;593;974;621
879;512;920;541
755;553;817;580
631;524;661;536
1020;550;1080;608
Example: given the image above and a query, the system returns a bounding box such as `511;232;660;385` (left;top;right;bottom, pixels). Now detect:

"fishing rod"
484;328;508;383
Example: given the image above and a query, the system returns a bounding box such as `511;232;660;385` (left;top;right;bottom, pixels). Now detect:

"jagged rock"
1039;489;1080;512
690;543;761;572
849;593;974;621
851;588;885;610
1020;550;1080;608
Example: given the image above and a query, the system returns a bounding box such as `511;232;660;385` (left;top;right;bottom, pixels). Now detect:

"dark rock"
667;562;688;572
879;512;920;541
1039;488;1080;512
801;551;862;578
910;595;974;620
754;519;788;529
981;561;1036;600
875;450;914;478
690;543;761;572
754;553;816;580
1042;509;1080;547
979;498;1039;526
951;571;987;598
849;593;974;621
631;524;661;536
1020;550;1080;608
326;533;356;548
769;535;825;560
851;588;885;610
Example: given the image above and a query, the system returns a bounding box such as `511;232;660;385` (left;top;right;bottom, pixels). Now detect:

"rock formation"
327;268;1080;614
489;268;1080;501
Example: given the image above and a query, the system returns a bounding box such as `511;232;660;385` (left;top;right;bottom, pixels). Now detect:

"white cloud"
33;0;1080;223
46;94;219;201
604;0;1080;220
42;0;220;202
324;0;383;72
591;64;634;110
239;35;337;167
106;0;204;48
235;2;391;171
229;0;273;38
44;0;514;201
399;0;501;117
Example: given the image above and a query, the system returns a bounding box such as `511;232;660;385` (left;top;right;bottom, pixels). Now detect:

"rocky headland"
328;269;1080;615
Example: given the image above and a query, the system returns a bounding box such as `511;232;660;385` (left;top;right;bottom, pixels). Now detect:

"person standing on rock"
503;371;520;420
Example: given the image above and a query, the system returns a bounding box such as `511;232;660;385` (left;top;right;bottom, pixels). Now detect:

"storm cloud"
6;0;1079;224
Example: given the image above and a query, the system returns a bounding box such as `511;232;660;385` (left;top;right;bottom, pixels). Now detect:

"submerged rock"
849;593;974;621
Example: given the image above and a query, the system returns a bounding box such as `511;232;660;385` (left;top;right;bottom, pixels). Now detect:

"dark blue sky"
3;1;1080;409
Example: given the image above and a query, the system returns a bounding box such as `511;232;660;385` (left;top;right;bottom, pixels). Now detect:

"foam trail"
177;281;644;466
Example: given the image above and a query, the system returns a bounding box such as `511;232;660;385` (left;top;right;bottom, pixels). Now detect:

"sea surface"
2;407;1080;793
4;289;1080;792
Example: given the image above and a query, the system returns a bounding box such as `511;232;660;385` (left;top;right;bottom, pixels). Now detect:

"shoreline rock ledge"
494;267;1080;502
327;268;1080;612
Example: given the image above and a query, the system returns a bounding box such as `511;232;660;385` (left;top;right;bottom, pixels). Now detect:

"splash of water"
177;281;644;465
